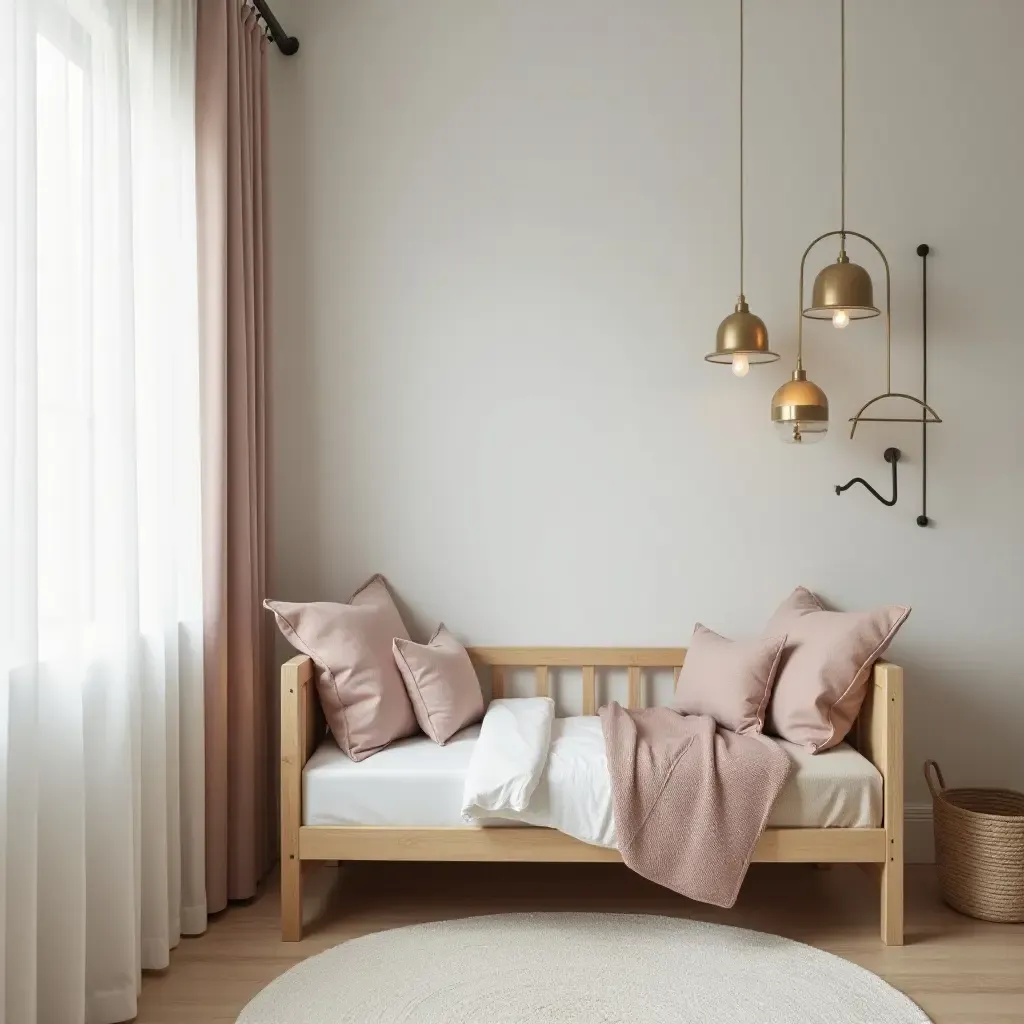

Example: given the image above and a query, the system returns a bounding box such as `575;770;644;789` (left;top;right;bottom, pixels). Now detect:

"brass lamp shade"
771;368;829;443
803;256;879;320
705;297;779;364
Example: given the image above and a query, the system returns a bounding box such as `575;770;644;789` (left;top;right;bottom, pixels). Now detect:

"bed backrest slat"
534;665;549;698
581;666;596;715
469;647;686;711
627;666;641;709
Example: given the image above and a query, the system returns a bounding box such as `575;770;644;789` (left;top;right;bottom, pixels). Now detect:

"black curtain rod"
253;0;299;56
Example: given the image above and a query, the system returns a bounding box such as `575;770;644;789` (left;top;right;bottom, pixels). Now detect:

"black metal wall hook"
836;448;901;506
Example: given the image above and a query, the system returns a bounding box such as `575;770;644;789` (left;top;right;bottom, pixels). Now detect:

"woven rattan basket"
925;760;1024;922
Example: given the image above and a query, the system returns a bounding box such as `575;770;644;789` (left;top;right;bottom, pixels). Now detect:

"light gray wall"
268;0;1024;823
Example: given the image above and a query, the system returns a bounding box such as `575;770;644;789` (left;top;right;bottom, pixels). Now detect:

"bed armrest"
854;661;903;838
281;654;320;770
856;662;902;776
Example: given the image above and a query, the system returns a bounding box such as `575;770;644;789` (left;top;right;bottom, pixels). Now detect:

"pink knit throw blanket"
599;703;793;908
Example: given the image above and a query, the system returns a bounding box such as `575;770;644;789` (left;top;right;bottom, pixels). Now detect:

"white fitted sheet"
302;718;882;830
303;724;486;829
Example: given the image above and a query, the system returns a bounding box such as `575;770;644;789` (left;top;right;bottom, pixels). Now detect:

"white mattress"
303;718;882;830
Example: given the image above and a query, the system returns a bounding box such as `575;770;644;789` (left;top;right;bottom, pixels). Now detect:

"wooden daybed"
280;647;904;944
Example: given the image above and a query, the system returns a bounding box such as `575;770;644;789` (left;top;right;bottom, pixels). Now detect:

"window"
16;0;202;664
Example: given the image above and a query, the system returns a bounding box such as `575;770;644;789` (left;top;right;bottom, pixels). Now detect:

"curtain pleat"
197;0;274;915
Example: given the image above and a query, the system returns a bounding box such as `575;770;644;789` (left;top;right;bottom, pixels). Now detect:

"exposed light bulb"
832;309;850;329
731;352;750;377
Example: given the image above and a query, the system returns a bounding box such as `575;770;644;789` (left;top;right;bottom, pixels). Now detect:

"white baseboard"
905;802;934;864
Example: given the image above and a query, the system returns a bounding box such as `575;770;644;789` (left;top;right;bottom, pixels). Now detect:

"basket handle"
923;760;946;799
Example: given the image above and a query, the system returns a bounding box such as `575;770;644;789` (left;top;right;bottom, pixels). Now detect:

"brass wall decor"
803;0;880;329
843;236;941;438
705;0;778;377
830;245;942;525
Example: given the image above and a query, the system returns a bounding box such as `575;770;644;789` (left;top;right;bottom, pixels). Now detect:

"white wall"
268;0;1024;836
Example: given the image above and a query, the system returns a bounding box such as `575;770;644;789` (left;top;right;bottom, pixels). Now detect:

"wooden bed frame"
280;648;904;944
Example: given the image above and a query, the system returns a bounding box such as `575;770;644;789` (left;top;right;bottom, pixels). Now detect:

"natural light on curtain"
0;1;205;1021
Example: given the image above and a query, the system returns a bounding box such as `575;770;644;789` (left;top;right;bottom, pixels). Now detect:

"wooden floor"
135;863;1023;1023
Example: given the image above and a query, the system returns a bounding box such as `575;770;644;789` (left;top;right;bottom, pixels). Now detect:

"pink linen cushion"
673;624;787;735
393;625;485;745
764;586;910;752
264;575;417;761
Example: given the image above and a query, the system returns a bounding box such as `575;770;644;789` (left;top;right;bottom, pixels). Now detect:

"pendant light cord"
840;0;846;243
739;0;745;298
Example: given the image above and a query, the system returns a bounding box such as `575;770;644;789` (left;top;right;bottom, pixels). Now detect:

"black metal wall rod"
916;244;931;527
253;0;299;55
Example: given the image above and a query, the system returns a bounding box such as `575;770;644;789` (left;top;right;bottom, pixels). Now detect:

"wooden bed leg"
880;857;904;946
860;661;904;945
879;663;904;946
281;856;303;942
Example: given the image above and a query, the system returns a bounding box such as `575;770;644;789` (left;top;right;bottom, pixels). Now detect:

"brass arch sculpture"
848;392;941;439
799;229;942;439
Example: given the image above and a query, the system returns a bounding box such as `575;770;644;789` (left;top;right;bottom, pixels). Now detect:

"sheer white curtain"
0;1;205;1021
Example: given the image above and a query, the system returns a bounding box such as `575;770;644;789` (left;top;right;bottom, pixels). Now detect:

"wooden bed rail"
279;649;904;945
469;647;688;667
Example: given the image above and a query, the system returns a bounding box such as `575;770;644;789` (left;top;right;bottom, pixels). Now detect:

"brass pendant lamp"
705;0;778;377
803;0;880;328
770;305;829;444
782;0;942;441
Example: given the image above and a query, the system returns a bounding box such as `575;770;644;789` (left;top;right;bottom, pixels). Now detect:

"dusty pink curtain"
195;0;274;913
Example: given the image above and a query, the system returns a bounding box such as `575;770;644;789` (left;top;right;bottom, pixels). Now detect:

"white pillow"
461;697;554;819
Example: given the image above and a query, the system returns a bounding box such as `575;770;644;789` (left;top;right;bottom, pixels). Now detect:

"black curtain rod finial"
253;0;299;56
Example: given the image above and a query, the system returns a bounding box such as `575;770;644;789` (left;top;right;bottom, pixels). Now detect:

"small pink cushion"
674;624;787;735
764;587;910;752
393;625;485;745
264;575;418;761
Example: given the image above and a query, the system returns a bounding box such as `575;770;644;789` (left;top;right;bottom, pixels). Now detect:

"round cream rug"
238;913;931;1023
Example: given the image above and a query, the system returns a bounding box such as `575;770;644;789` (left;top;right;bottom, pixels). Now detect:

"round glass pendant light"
705;0;778;376
771;367;829;444
802;0;880;330
773;235;832;443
